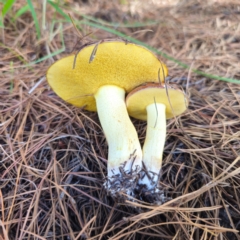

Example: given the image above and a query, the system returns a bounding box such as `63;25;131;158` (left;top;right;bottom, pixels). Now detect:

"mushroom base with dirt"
135;102;167;204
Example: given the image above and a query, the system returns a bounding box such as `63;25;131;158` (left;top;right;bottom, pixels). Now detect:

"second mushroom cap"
126;83;188;120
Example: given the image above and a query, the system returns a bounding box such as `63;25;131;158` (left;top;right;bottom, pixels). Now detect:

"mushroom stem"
94;85;142;194
140;103;166;188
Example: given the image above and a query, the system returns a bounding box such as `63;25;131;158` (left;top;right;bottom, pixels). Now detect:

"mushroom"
46;40;168;198
126;83;188;203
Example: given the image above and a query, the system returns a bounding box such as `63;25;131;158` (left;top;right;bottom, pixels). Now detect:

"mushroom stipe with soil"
46;40;168;200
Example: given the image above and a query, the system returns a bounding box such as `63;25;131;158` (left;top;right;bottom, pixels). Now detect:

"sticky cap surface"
47;41;168;111
126;83;188;120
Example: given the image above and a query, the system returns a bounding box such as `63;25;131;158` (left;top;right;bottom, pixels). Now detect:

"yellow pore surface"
47;41;168;111
126;86;188;120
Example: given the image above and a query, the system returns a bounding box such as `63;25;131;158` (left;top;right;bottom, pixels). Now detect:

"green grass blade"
27;47;65;66
83;20;240;84
81;14;158;28
47;0;70;21
23;22;65;67
14;4;30;20
27;0;41;39
2;0;16;17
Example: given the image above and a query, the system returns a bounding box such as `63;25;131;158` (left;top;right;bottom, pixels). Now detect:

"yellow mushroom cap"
126;83;188;120
47;41;168;111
